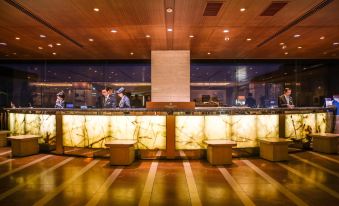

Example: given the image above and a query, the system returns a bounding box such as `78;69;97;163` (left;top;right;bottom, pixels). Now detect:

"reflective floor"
0;147;339;206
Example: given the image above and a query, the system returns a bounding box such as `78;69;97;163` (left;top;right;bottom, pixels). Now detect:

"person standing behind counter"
102;87;116;108
55;91;65;108
116;87;131;108
278;88;294;108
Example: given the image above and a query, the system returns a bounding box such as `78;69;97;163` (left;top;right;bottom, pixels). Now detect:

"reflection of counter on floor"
6;107;334;158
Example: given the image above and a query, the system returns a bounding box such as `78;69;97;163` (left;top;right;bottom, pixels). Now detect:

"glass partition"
0;60;338;108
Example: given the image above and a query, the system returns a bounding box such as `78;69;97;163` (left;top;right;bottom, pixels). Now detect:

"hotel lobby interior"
0;0;339;205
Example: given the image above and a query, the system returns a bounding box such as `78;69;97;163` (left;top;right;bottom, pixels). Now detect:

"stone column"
151;50;190;102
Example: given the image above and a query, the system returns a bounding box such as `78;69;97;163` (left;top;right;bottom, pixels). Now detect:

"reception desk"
6;107;334;158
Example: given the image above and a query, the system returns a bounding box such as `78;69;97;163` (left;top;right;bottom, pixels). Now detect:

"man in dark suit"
102;87;116;108
278;88;294;108
245;93;257;108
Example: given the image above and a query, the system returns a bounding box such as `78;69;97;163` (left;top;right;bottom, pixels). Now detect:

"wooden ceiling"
0;0;338;60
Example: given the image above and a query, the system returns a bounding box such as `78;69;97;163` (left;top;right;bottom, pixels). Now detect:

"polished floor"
0;147;339;206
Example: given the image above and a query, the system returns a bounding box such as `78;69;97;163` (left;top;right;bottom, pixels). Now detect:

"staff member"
116;87;131;108
106;87;116;108
278;88;294;108
55;91;65;108
102;88;115;108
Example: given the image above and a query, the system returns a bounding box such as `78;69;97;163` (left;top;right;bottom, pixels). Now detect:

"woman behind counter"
55;91;65;108
116;87;131;108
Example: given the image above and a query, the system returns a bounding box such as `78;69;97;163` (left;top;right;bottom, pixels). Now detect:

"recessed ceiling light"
12;52;17;55
323;51;328;55
15;37;20;40
320;36;325;40
52;52;56;55
282;45;287;49
38;46;43;50
280;42;284;45
167;28;173;32
93;8;99;12
189;35;194;38
297;46;302;49
284;52;288;55
207;52;211;55
333;42;339;46
240;8;246;12
130;52;134;55
0;42;7;46
48;44;53;48
225;37;230;41
294;34;301;38
166;8;173;13
56;43;61;46
40;34;46;38
145;34;151;38
246;38;252;41
111;29;117;33
223;29;229;33
88;38;94;42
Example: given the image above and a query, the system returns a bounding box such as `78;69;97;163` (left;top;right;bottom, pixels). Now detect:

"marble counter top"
5;106;334;115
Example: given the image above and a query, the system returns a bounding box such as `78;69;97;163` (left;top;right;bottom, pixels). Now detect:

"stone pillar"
151;50;190;102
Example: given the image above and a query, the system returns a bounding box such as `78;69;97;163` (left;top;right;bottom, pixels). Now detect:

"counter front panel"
6;107;333;156
62;115;166;149
9;113;56;145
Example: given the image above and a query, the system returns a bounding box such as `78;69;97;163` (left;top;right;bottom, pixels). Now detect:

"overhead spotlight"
297;46;302;49
15;37;20;40
294;34;301;38
207;52;211;55
240;8;246;12
225;37;230;41
246;38;252;41
38;46;43;50
166;8;173;13
189;35;194;38
320;36;325;40
111;29;117;33
40;34;46;38
284;52;288;55
56;43;61;46
52;52;56;55
93;8;99;12
145;34;151;38
88;38;94;42
130;52;134;56
48;44;53;48
223;29;229;33
167;28;173;32
279;42;284;45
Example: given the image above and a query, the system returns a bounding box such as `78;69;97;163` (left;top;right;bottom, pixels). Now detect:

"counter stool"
260;138;292;161
204;140;237;165
310;133;339;154
7;135;40;157
105;140;137;165
0;130;11;147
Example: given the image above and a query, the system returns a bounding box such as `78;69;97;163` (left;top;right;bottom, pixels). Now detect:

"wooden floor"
0;147;339;206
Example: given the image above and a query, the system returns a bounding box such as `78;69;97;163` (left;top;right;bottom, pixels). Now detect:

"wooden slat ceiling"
0;0;338;60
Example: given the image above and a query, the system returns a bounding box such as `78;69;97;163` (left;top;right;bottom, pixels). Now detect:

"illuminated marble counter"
6;107;334;158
